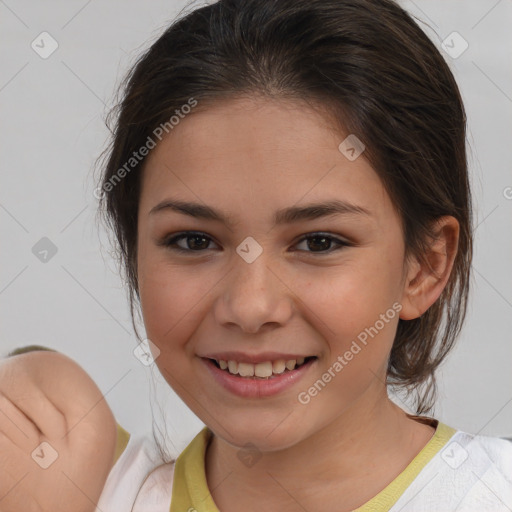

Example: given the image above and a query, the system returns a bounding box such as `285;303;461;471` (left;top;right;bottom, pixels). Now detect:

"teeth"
254;361;273;378
285;359;296;370
238;362;254;377
216;357;310;378
228;360;238;374
272;359;286;374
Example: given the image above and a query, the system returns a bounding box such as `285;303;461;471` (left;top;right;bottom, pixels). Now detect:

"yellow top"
169;418;457;512
114;423;131;465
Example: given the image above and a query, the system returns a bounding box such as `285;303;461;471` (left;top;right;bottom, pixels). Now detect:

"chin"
210;412;312;453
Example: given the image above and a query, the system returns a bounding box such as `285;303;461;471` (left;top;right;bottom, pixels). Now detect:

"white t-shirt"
96;435;174;512
97;425;512;512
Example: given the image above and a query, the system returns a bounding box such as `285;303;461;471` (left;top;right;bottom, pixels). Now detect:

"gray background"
1;0;511;455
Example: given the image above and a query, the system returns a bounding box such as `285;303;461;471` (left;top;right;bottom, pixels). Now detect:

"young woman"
1;0;511;511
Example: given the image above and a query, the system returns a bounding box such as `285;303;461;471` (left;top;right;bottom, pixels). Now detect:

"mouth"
201;352;318;398
207;356;317;379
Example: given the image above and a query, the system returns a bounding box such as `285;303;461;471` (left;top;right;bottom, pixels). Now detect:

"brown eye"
159;231;349;255
162;232;218;252
294;233;349;254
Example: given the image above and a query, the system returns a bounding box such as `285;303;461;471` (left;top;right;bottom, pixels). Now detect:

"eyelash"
160;231;351;255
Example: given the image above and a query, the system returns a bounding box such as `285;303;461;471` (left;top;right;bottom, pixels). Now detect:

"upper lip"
200;352;314;364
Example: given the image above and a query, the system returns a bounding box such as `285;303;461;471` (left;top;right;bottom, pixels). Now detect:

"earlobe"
399;216;459;321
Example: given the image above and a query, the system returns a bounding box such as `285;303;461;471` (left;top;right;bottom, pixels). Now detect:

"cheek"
301;259;401;333
297;258;402;381
139;272;185;337
137;252;219;353
298;274;401;406
138;262;204;385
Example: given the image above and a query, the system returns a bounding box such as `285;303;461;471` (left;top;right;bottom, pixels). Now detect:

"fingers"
0;393;39;452
0;350;116;512
12;390;67;441
0;358;68;442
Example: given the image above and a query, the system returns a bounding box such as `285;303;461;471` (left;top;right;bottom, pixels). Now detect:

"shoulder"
97;427;176;512
391;426;512;512
438;430;512;511
132;460;175;511
449;430;512;480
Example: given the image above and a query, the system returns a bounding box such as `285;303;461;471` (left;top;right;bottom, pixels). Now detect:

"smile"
211;357;314;379
202;355;317;398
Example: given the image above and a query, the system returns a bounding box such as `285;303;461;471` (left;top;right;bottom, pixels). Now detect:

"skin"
0;351;116;512
137;96;459;511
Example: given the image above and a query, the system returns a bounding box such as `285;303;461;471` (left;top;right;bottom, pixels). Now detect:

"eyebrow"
149;198;371;226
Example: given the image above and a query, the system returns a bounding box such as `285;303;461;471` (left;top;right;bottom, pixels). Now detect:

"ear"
399;216;459;320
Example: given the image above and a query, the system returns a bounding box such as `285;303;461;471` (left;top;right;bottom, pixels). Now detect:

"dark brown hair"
97;0;472;414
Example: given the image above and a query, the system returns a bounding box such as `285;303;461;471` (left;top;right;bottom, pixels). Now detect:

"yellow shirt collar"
170;419;457;512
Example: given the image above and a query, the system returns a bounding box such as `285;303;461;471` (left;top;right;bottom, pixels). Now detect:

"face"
137;96;411;451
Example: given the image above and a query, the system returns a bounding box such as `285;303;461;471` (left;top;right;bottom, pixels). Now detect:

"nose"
213;252;294;334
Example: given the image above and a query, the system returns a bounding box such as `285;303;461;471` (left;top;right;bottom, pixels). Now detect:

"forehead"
139;96;393;224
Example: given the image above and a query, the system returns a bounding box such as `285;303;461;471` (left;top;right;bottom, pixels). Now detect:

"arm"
0;348;117;512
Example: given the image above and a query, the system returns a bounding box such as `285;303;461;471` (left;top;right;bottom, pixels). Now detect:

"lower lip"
202;357;316;398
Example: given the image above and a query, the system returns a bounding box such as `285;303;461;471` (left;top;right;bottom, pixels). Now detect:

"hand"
0;350;117;512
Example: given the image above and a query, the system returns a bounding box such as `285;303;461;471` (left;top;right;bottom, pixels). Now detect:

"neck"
205;390;434;512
